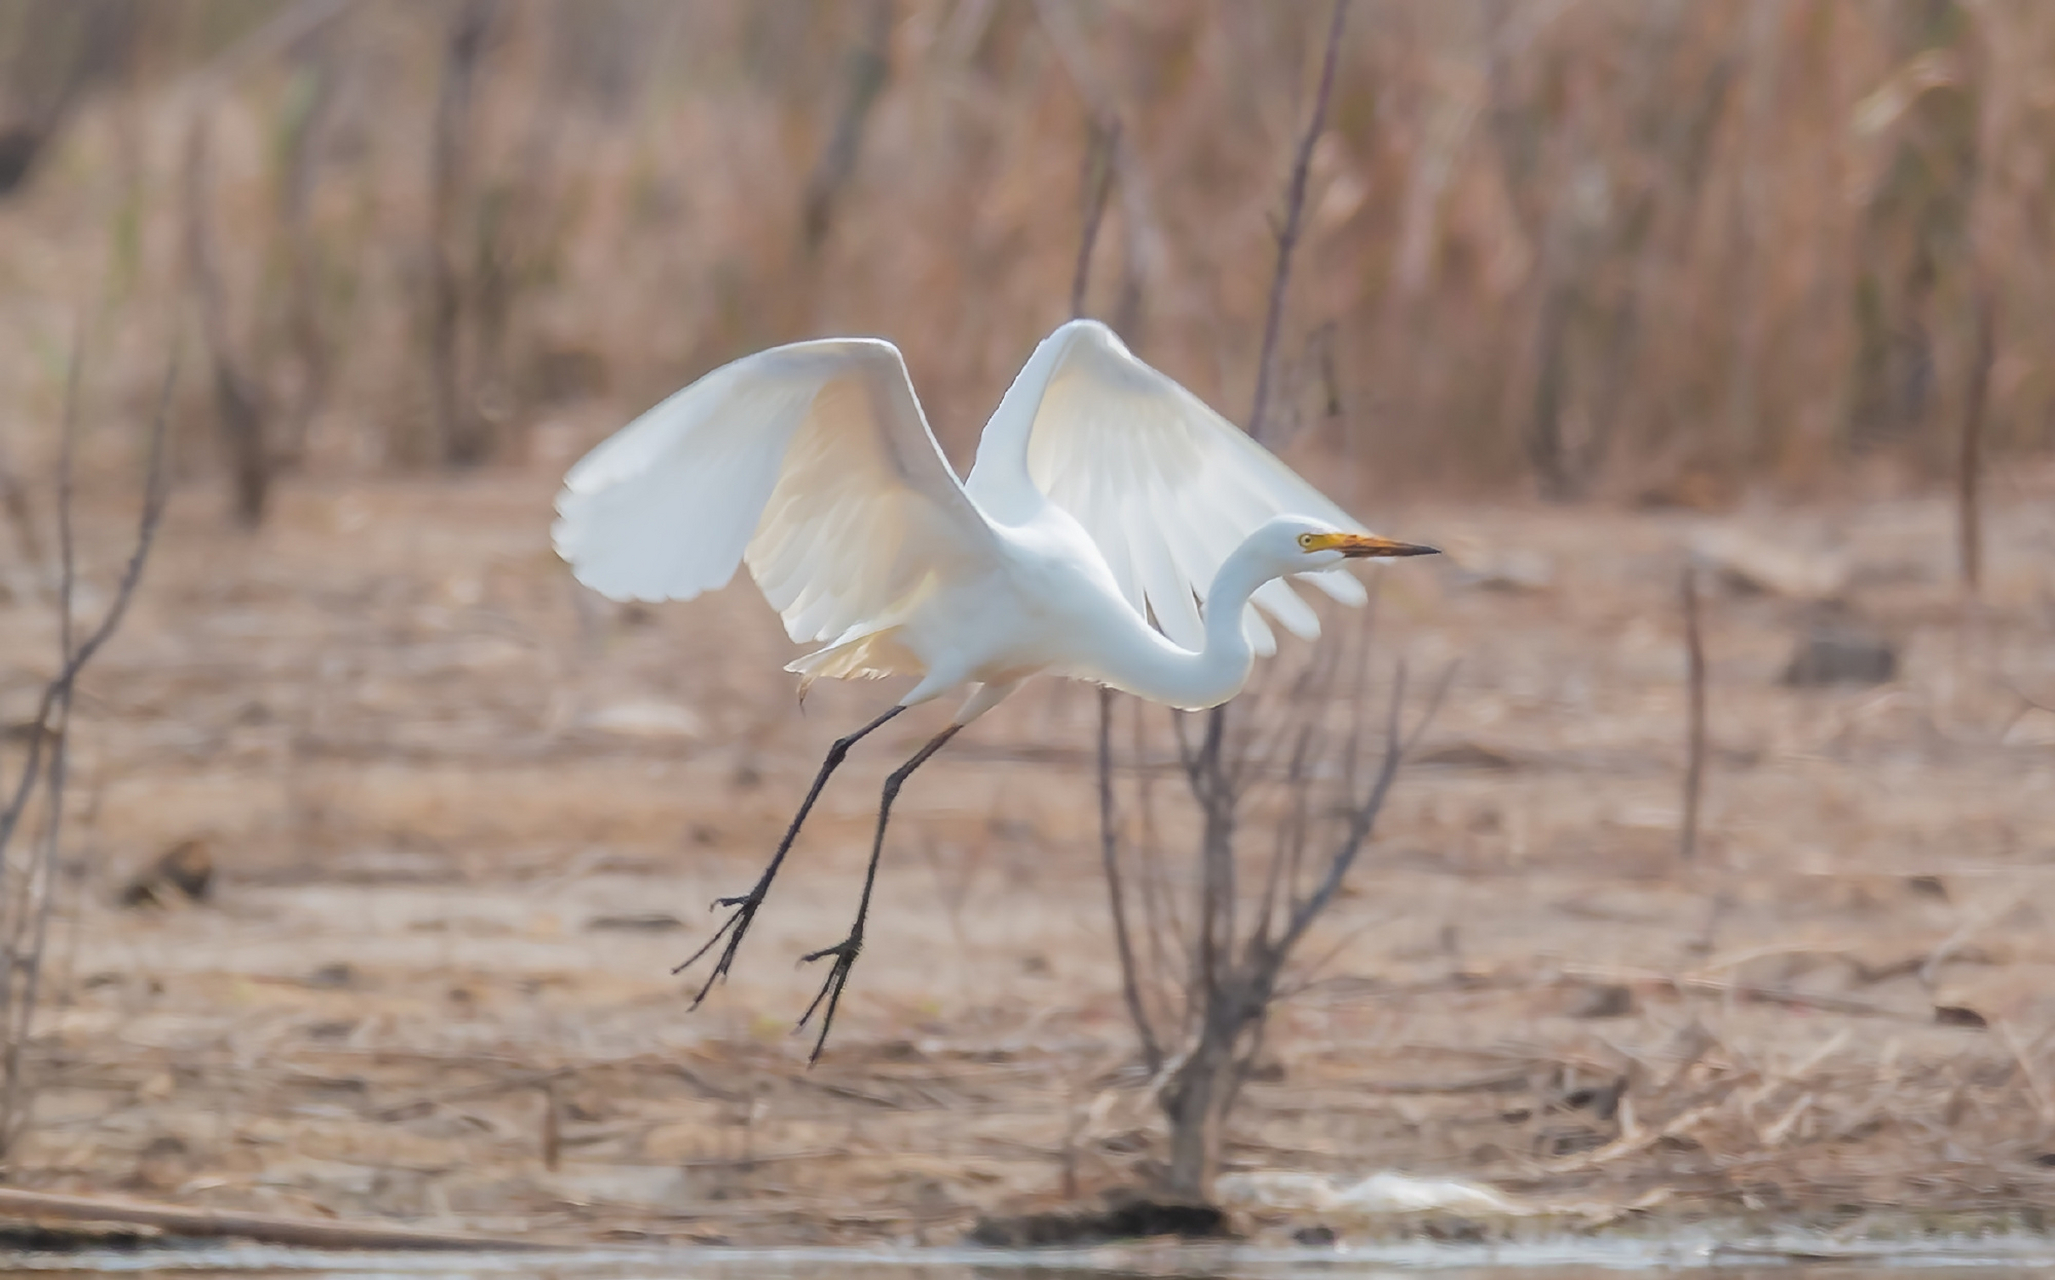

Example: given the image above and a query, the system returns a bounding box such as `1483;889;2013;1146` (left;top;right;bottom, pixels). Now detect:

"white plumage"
554;318;1431;721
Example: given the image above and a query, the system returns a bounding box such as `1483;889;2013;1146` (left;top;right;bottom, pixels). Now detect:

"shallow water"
4;1239;2055;1279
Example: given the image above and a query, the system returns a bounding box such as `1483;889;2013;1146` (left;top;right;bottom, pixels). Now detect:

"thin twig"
1070;117;1120;319
1131;700;1188;1024
801;0;894;254
1187;0;1354;1038
0;360;175;892
1680;562;1706;862
0;429;43;581
0;345;82;1149
1276;660;1455;957
1250;719;1316;953
428;0;495;467
1247;0;1350;445
1100;686;1159;1072
1958;285;1995;594
0;355;174;1154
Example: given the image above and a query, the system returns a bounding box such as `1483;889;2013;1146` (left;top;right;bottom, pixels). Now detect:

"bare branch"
1250;718;1316;954
1099;685;1161;1072
4;632;70;1149
1157;1;1363;1197
180;110;268;526
1130;702;1190;1019
1680;562;1707;862
427;0;496;467
0;429;44;579
1337;578;1383;800
1070;117;1120;319
56;334;81;664
0;349;173;1153
800;0;894;254
1275;659;1456;958
1247;0;1350;445
1169;704;1201;784
1958;285;1996;594
0;358;175;869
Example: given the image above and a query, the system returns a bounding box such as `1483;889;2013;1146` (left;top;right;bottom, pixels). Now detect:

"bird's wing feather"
553;339;999;651
965;319;1367;652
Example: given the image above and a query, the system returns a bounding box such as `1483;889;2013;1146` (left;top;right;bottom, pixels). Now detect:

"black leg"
672;704;905;1003
796;722;963;1062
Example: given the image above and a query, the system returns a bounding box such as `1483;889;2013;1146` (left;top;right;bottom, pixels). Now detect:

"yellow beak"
1308;531;1441;559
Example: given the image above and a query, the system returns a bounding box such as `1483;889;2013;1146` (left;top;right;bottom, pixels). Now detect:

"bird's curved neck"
1095;541;1272;711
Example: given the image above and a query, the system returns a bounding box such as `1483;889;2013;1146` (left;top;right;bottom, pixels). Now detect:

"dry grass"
1;470;2052;1242
1;2;2052;501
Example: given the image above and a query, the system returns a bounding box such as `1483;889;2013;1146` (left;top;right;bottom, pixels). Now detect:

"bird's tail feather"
784;626;923;697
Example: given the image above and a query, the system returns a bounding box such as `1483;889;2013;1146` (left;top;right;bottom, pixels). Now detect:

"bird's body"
551;319;1435;1056
788;496;1117;710
556;319;1427;720
795;495;1272;717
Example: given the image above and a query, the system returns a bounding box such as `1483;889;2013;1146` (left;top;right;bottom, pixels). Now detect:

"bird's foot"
795;932;863;1063
669;886;767;1006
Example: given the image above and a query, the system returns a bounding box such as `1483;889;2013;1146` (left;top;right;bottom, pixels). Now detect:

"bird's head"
1257;515;1440;571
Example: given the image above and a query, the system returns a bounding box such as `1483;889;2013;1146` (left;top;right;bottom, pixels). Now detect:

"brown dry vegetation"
1;473;2053;1245
0;1;2050;494
2;0;2055;1250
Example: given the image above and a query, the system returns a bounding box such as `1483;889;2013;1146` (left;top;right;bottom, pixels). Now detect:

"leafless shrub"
1101;602;1453;1199
425;0;498;468
0;355;173;1156
1087;3;1457;1200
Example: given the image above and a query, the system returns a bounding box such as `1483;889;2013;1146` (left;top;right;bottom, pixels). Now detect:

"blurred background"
0;0;2053;1249
1;0;2051;497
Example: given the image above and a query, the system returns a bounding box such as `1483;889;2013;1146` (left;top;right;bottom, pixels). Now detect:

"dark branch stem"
0;352;175;1153
1277;661;1455;958
1070;117;1120;320
1099;687;1160;1071
1958;286;1995;594
1071;96;1165;1068
1680;563;1707;862
0;360;175;867
1247;0;1349;444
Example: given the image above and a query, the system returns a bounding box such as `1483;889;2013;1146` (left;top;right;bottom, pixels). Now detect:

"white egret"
552;318;1436;1056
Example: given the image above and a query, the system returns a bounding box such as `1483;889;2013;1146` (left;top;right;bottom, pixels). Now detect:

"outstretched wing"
553;339;1000;655
964;319;1367;654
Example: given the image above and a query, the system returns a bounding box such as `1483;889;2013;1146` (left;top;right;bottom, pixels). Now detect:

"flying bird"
552;319;1436;1057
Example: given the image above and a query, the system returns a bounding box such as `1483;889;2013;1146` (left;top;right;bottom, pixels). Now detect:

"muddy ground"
3;462;2055;1246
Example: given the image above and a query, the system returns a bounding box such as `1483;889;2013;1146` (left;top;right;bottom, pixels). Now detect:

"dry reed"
0;2;2042;502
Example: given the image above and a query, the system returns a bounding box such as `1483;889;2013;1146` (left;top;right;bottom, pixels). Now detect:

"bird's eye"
1297;533;1316;549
